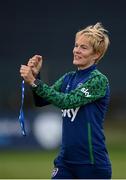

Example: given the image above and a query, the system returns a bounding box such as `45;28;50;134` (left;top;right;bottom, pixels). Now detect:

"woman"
20;22;112;179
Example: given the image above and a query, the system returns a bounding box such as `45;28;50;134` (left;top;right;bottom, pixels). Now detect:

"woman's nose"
74;46;81;53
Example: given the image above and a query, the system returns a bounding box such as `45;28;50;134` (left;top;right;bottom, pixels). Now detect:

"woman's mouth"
74;55;81;60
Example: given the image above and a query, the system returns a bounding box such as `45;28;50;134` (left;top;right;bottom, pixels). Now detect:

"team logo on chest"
61;107;80;122
66;84;70;91
77;82;83;88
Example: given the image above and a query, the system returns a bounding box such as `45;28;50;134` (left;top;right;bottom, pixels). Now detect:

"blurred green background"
0;120;126;179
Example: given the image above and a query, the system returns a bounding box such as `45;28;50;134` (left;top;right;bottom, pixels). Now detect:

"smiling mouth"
74;55;81;60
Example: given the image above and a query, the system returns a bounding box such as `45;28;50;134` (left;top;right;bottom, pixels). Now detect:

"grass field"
0;147;126;179
0;122;126;179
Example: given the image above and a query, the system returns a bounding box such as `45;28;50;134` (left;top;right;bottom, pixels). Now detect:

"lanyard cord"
18;80;26;136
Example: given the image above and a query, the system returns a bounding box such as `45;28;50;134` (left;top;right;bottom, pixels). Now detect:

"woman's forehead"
75;35;91;45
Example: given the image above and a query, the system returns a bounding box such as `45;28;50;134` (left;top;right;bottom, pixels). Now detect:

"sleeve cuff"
31;79;42;89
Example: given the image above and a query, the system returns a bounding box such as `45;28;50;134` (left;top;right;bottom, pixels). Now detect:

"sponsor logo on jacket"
61;107;80;122
80;87;91;97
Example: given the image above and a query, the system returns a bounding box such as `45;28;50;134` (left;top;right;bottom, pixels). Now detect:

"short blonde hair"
76;22;110;63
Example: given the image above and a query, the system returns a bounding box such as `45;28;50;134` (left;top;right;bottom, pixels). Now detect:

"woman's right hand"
27;55;43;77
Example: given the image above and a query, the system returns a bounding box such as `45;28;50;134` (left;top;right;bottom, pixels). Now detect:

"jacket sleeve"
32;73;66;107
32;74;109;109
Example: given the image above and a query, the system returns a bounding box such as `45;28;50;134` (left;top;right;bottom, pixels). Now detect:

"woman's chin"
73;60;79;66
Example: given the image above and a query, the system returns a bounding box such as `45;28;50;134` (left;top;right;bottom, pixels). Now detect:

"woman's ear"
94;52;101;61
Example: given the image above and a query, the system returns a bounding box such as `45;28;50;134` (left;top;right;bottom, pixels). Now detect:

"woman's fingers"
20;65;35;84
27;55;42;67
20;65;31;76
27;58;37;67
26;55;43;77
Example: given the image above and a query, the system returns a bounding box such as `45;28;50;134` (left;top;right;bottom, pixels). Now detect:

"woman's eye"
81;46;87;49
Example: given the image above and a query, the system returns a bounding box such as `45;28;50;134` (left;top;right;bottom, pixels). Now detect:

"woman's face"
73;35;99;69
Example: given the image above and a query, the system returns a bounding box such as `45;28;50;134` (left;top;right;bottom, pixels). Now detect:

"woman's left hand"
20;65;35;85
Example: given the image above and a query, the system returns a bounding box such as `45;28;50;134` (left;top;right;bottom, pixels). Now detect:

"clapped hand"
27;55;43;77
20;65;35;85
